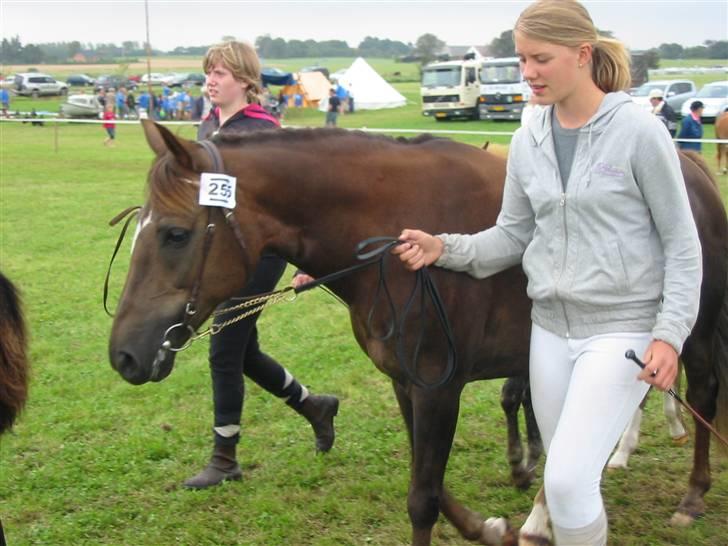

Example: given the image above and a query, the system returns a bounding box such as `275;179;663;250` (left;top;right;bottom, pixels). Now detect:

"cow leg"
392;381;512;545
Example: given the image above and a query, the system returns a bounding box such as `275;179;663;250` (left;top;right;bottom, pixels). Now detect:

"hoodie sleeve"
435;136;535;278
632;115;702;354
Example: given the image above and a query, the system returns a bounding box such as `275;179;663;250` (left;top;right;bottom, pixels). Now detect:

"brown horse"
716;111;728;175
0;271;29;436
109;121;728;545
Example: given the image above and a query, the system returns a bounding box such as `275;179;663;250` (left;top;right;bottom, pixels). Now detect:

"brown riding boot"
297;394;339;452
183;444;242;489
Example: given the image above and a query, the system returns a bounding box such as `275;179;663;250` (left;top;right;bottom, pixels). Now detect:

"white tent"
319;57;407;111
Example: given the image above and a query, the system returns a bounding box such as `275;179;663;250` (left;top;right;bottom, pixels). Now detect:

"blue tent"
261;67;294;86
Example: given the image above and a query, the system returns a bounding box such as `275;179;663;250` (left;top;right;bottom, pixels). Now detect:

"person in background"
648;88;677;137
184;40;339;490
0;86;9;117
96;87;107;109
115;87;128;119
126;89;137;119
325;88;341;127
137;90;150;119
678;100;704;152
102;102;116;147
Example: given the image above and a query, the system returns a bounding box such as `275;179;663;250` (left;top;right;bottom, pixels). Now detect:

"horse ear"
140;120;210;172
141;119;171;157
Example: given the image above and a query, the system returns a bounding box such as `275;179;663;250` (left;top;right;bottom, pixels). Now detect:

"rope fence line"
0;116;726;144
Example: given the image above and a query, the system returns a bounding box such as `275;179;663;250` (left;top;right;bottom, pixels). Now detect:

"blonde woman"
393;1;701;544
185;41;339;489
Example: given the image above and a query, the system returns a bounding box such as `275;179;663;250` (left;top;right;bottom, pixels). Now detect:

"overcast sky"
2;1;727;53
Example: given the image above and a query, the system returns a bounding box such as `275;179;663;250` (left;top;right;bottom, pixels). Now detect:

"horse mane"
0;271;29;434
680;150;719;191
147;153;199;214
213;127;447;150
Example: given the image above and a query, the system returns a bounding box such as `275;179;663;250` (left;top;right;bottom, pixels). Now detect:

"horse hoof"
481;517;512;545
518;532;553;546
670;511;698;527
671;433;689;446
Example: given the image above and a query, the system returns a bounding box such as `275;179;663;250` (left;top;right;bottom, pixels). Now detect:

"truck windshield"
422;67;461;88
480;65;521;84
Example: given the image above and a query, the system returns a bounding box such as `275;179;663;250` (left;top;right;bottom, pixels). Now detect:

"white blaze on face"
131;209;154;254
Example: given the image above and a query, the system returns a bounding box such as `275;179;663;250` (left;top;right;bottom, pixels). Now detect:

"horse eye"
164;227;190;248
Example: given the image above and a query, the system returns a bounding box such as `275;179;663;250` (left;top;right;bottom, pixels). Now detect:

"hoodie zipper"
557;190;571;338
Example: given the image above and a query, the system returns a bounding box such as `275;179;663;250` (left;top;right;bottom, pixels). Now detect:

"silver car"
14;73;68;98
631;80;696;112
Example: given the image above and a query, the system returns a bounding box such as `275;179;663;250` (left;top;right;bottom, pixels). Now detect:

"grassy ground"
1;79;728;545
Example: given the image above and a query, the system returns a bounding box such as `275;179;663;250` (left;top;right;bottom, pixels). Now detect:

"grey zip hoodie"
436;92;702;353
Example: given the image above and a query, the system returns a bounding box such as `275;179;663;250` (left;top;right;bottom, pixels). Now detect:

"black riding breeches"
209;255;306;446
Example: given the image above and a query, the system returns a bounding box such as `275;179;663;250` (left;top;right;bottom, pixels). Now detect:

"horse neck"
223;141;373;280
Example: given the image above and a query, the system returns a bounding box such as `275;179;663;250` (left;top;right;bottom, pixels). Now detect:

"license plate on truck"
435;112;447;118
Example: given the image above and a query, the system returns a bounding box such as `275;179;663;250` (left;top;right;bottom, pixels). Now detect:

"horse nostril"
113;350;148;385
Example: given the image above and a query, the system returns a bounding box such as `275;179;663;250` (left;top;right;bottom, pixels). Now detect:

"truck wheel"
31;90;39;99
60;88;67;96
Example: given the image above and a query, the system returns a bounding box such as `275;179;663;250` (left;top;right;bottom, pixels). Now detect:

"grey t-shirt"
551;108;581;189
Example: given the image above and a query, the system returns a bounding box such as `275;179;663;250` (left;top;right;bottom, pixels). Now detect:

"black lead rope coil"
316;236;458;390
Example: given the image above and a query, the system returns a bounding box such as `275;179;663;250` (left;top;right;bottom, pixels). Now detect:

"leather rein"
104;140;457;390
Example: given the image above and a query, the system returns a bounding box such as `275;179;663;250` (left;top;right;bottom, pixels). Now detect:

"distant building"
72;53;87;63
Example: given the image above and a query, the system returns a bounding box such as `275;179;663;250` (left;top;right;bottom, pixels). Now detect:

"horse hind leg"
518;486;553;546
522;384;543;478
671;343;718;526
501;377;533;489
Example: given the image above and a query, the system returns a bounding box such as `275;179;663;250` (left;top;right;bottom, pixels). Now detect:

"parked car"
680;81;728;123
95;75;137;91
165;73;189;87
140;72;169;86
181;73;206;86
0;74;17;89
13;73;68;97
66;74;96;87
631;80;696;112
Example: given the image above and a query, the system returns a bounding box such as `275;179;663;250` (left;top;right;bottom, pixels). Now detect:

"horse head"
108;120;252;385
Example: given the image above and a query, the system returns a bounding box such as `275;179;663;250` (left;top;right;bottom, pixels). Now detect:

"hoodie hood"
526;91;634;146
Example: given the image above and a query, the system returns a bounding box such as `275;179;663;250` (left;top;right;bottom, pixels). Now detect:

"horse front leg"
665;362;689;444
393;381;512;546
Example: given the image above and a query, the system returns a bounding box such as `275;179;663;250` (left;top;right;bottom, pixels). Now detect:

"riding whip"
625;349;728;448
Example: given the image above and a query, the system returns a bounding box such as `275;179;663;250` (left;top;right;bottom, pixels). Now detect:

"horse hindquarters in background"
715;112;728;175
0;271;29;435
608;366;688;471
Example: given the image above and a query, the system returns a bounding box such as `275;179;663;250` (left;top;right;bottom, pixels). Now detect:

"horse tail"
713;264;728;455
680;150;719;191
0;271;29;435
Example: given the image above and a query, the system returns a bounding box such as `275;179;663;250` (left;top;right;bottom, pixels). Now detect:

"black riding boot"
296;394;340;452
183;444;243;489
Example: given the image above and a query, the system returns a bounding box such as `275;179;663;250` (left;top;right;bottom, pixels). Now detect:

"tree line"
1;33;726;66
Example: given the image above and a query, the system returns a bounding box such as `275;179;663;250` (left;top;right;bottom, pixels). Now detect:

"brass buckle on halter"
160;322;196;352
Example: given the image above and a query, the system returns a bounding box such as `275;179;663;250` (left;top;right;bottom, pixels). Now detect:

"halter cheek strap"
198;139;247;252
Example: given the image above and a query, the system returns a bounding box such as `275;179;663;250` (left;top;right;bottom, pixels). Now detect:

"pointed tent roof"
319;57;406;111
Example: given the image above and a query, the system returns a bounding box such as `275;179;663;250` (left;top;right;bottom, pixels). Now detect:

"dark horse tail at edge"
0;271;29;435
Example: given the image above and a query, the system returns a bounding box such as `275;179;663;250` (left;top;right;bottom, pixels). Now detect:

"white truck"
478;57;530;121
420;59;481;120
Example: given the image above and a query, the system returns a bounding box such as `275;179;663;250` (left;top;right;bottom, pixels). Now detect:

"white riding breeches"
529;323;652;534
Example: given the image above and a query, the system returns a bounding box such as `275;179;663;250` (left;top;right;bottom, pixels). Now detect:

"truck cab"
421;59;481;120
478;57;530;121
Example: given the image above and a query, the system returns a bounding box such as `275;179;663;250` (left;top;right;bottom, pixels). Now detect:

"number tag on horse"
199;173;236;208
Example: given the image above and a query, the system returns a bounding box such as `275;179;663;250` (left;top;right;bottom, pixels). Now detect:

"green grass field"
1;71;728;545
